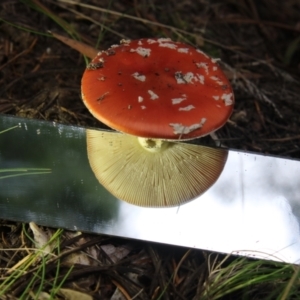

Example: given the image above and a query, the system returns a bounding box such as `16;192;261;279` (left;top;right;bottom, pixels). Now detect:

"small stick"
48;31;98;59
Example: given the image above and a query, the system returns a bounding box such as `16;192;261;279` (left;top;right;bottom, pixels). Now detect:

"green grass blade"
0;125;19;135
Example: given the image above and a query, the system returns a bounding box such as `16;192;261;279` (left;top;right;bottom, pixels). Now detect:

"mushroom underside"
86;129;228;207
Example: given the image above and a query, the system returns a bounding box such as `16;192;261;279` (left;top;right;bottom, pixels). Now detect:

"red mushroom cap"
81;38;234;140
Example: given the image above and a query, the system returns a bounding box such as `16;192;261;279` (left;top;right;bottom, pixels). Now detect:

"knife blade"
1;113;300;264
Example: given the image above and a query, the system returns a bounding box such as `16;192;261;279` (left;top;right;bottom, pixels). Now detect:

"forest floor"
0;0;300;299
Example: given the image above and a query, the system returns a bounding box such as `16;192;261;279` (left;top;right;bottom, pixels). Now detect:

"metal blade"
1;114;300;264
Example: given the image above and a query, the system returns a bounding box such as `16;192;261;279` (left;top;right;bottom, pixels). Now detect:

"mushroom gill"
86;129;228;207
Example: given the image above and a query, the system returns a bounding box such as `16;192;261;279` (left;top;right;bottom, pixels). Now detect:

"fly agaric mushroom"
81;38;233;207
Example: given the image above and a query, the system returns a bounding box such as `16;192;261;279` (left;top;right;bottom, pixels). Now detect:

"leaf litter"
0;0;300;298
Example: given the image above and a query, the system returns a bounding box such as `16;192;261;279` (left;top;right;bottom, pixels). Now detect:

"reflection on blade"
86;130;228;207
0;168;51;179
1;114;300;265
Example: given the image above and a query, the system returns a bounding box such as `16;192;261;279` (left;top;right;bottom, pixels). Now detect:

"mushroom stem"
137;137;169;153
